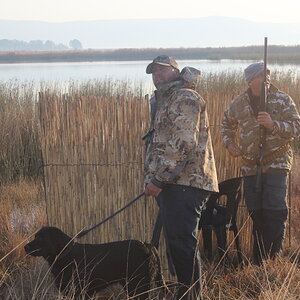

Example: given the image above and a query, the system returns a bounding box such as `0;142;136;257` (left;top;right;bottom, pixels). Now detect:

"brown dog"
24;226;166;299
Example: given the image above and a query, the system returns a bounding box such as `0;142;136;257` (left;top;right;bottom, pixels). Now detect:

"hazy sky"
2;0;300;23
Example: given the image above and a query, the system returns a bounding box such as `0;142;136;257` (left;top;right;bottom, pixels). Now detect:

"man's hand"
257;111;274;130
144;182;162;197
227;143;242;157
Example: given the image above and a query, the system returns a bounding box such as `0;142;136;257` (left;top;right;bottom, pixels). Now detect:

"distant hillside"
0;17;300;49
1;46;300;64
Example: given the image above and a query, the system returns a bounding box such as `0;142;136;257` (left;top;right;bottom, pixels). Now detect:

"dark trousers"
250;209;288;265
244;172;288;265
156;184;209;300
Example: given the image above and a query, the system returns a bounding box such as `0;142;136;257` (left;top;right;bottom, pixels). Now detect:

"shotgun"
255;37;268;193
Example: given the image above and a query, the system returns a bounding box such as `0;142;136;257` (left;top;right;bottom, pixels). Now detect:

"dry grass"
0;180;299;299
0;180;46;299
202;250;300;300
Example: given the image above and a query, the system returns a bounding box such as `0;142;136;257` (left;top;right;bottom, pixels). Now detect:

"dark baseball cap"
146;55;179;74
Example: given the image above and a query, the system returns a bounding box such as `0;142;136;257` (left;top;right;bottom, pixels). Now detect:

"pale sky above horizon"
2;0;300;23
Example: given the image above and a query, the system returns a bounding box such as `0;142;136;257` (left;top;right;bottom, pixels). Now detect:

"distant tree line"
0;39;83;51
0;45;299;64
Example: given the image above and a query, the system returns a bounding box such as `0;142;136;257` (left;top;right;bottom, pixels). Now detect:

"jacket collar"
155;79;183;98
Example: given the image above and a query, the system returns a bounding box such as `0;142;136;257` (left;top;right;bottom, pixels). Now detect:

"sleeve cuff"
151;177;166;189
271;122;279;135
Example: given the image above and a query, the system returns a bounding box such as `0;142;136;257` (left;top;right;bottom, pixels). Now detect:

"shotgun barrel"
254;37;268;193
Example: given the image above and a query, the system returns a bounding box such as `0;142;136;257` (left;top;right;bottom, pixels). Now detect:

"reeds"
0;70;298;182
38;91;151;243
0;80;42;182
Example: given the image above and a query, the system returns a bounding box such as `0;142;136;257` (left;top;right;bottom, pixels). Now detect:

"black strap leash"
76;192;145;238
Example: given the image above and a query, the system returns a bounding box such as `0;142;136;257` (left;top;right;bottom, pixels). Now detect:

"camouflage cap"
146;55;179;74
181;66;201;84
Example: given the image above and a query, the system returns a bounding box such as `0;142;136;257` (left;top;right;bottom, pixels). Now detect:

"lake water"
0;59;299;93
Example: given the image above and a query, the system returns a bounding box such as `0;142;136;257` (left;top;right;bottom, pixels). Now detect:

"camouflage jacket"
221;84;300;175
144;79;219;192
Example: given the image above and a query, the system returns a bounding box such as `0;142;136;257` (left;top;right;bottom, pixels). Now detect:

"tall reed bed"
0;80;41;182
1;69;298;182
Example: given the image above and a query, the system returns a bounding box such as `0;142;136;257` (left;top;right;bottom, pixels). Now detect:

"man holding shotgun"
221;58;300;264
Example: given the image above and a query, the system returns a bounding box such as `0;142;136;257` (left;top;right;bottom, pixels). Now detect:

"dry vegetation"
0;69;299;299
0;179;299;299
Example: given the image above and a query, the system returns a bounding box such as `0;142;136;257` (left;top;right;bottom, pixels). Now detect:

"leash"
76;192;145;238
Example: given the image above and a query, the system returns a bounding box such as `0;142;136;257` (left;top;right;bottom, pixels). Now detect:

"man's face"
249;72;271;96
151;64;179;87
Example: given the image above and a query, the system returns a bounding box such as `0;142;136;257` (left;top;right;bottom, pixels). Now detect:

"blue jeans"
157;184;209;300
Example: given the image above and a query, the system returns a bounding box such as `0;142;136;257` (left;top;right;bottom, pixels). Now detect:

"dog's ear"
49;227;73;254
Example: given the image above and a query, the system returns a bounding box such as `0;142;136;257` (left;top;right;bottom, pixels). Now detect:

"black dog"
24;226;166;299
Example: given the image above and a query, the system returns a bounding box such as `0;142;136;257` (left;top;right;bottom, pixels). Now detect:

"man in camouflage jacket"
144;55;218;300
222;62;300;264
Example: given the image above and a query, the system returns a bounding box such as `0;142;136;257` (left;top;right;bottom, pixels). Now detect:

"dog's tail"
144;243;170;299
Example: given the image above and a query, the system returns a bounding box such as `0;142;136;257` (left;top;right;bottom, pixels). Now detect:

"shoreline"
1;46;300;64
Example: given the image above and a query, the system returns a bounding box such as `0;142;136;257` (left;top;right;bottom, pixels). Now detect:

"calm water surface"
0;60;299;93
